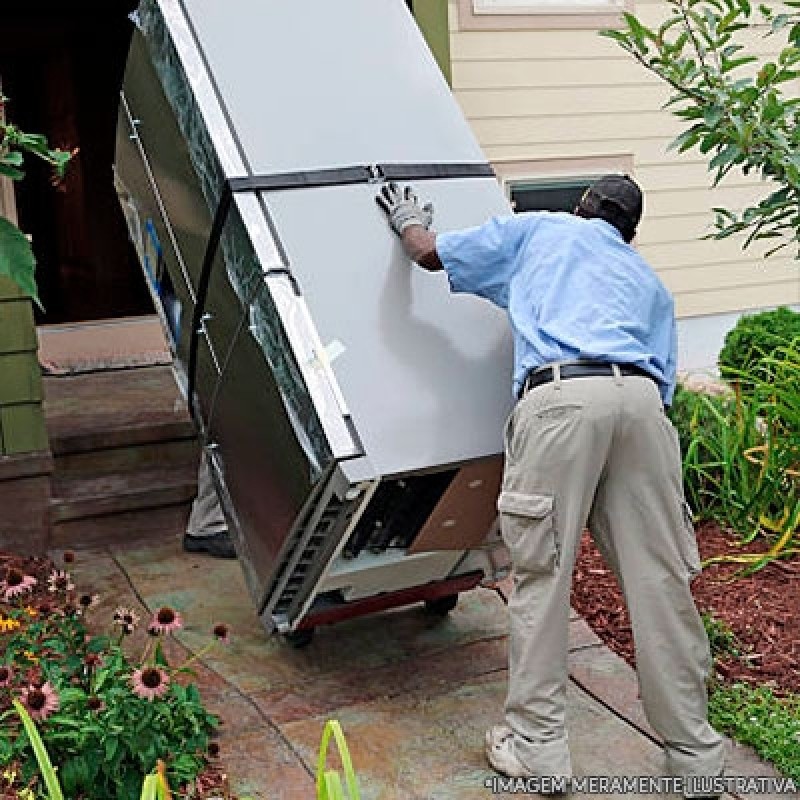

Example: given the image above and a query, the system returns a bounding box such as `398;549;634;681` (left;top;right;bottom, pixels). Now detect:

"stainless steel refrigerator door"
178;0;485;173
260;180;515;476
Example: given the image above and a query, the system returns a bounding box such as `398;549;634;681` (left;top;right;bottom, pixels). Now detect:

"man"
183;453;236;558
376;175;724;796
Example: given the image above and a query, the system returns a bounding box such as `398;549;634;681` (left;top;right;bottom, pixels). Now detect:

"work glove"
376;182;434;235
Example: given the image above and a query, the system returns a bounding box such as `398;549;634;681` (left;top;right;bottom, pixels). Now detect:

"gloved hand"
376;182;434;236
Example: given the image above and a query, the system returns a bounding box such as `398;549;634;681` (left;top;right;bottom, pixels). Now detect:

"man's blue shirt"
436;211;677;405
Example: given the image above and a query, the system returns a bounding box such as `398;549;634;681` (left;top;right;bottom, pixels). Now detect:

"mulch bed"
571;522;800;695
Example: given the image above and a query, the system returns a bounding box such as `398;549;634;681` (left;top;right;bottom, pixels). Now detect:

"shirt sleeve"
435;213;537;309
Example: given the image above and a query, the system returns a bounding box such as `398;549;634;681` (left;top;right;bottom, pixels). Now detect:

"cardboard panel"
410;455;504;552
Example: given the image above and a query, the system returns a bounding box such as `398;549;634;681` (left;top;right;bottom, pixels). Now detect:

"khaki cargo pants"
498;367;725;783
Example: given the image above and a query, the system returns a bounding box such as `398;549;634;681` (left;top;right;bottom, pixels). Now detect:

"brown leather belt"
520;362;658;399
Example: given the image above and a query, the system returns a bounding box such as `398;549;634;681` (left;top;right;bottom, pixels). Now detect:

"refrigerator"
114;0;514;643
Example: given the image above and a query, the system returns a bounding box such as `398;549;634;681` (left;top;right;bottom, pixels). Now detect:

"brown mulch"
571;522;800;695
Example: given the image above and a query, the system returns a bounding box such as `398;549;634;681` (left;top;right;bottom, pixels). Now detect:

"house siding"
447;0;800;326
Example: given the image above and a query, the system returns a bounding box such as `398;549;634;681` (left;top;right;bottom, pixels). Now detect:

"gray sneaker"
485;726;568;796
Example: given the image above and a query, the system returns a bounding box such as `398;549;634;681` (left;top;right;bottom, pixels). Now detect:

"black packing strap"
379;162;495;181
227;162;495;194
228;166;372;194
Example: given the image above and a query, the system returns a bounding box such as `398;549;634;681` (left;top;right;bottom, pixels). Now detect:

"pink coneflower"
149;607;183;635
212;623;230;645
78;593;99;610
84;653;104;669
2;568;37;601
20;681;59;721
112;607;140;632
130;667;170;701
86;695;105;713
47;570;74;593
0;665;13;687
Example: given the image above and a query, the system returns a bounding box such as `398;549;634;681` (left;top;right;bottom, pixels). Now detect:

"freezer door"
179;0;485;173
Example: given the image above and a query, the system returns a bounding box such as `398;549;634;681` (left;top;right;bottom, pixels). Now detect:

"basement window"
508;178;593;214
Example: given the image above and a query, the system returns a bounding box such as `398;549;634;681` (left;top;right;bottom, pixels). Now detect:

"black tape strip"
227;162;494;194
379;162;495;181
228;166;372;194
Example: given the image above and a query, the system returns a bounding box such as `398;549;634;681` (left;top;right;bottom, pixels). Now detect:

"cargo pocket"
497;491;558;574
679;501;702;580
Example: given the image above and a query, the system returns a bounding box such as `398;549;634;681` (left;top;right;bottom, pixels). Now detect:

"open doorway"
0;0;152;324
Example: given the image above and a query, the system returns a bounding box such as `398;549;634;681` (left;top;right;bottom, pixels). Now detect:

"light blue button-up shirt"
436;211;677;405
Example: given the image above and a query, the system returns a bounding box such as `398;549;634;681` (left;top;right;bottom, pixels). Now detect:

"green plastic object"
316;720;361;800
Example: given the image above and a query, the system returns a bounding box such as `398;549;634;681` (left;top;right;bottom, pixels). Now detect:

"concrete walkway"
65;534;784;800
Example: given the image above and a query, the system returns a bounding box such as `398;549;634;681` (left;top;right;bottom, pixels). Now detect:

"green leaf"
0;162;24;180
11;699;65;800
721;55;758;72
0;215;40;307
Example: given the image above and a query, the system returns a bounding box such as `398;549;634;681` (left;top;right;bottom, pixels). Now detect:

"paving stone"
66;541;785;800
251;636;508;724
215;728;314;800
568;642;655;737
280;675;677;799
114;540;511;696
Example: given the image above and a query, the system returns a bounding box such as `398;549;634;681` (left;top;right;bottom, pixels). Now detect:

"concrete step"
51;464;198;523
43;365;201;549
53;436;199;480
50;503;192;550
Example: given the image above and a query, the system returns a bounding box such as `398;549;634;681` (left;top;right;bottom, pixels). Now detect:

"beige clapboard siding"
644;184;767;217
641;237;796;272
470;111;683;145
484;139;732;165
452;58;653;89
449;0;798;318
458;84;670;117
676;281;799;317
450;26;778;61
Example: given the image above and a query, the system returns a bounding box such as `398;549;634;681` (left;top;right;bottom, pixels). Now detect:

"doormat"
37;316;172;375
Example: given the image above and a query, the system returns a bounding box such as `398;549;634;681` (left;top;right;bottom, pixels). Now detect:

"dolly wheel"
284;628;315;648
424;594;459;616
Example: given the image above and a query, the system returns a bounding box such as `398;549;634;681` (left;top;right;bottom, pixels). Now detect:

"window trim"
494;155;634;211
456;0;630;31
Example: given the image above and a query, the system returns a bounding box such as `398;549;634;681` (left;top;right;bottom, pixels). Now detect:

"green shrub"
669;369;798;569
718;307;800;386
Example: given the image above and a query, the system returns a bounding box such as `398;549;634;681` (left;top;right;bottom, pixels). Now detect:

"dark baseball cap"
576;174;643;242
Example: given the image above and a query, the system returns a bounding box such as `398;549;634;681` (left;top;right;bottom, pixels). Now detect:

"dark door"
0;1;152;323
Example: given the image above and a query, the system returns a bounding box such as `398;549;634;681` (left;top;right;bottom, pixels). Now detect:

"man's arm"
401;225;443;272
376;182;442;270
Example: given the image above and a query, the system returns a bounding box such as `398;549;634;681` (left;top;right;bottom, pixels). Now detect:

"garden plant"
603;0;800;257
0;94;73;305
0;552;225;799
588;5;800;774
